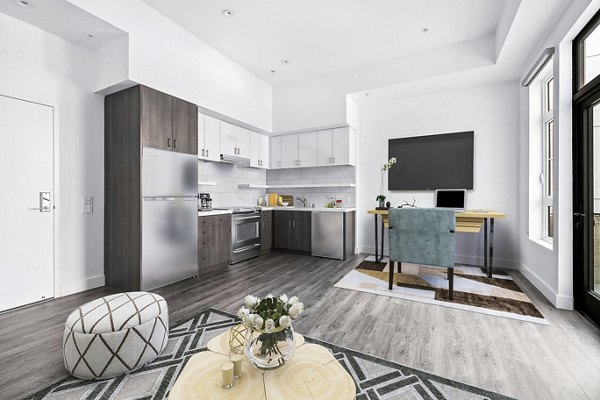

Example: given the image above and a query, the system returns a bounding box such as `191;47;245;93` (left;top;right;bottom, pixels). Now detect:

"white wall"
0;13;105;296
68;0;273;132
358;82;520;267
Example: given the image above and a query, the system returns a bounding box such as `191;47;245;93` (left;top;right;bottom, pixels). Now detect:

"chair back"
388;208;455;268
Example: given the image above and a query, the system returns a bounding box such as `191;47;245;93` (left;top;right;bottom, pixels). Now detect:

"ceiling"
142;0;509;85
0;0;125;50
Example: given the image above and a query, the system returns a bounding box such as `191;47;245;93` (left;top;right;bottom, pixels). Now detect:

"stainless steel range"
215;206;262;264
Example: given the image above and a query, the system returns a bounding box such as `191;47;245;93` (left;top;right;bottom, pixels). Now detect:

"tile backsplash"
198;162;356;208
198;160;266;208
266;166;356;208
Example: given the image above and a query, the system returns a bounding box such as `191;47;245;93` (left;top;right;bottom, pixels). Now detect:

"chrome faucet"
296;196;307;207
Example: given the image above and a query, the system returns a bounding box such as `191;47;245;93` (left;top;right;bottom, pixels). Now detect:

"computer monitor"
435;189;466;210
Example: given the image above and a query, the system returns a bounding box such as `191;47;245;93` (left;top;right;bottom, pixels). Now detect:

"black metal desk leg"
389;261;394;290
448;267;454;300
488;218;495;278
375;214;380;262
381;216;385;261
483;218;488;277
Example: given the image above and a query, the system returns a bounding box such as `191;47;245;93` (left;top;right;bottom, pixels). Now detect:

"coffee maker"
198;193;212;211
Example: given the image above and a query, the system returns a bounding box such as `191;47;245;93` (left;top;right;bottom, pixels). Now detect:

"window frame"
542;74;554;243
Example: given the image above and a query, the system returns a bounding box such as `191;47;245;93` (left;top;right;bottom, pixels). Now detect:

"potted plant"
377;157;396;209
238;294;304;370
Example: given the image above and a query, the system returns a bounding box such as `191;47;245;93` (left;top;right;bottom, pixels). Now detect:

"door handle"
29;192;51;212
574;213;586;217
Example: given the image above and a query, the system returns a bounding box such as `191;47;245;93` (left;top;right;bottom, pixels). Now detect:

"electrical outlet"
81;196;93;214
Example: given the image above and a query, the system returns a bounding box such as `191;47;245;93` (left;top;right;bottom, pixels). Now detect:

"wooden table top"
169;327;355;400
367;209;506;219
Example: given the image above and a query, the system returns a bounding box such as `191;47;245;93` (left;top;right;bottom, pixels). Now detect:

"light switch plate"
81;196;93;214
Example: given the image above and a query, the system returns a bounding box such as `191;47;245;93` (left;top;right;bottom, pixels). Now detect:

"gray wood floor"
1;252;600;400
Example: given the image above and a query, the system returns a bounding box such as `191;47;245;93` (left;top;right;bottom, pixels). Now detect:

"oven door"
231;213;261;263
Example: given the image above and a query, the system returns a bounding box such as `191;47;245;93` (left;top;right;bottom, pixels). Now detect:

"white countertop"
264;207;355;213
197;209;232;216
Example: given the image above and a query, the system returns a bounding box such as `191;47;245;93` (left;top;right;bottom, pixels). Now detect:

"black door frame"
573;9;600;323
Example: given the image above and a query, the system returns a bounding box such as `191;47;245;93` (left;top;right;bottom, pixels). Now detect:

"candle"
230;354;242;378
221;361;234;389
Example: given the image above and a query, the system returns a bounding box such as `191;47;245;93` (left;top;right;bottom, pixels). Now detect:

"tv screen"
388;131;474;190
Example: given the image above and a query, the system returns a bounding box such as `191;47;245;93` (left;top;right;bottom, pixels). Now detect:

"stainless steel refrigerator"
141;147;198;290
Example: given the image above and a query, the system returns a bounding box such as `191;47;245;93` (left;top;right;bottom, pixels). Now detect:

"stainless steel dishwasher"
311;211;344;260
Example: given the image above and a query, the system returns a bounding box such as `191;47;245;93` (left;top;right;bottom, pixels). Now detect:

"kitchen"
104;85;356;291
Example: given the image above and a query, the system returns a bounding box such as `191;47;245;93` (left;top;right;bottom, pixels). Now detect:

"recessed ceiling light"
281;60;290;65
365;93;370;97
87;33;94;40
222;9;233;17
422;28;429;33
270;70;276;73
16;0;34;8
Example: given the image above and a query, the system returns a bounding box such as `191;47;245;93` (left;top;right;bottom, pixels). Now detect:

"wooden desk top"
367;209;506;219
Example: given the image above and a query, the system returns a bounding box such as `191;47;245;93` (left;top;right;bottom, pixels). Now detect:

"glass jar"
245;325;295;370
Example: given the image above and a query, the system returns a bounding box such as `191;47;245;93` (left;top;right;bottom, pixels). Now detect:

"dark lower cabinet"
198;214;231;268
272;210;311;253
261;210;273;250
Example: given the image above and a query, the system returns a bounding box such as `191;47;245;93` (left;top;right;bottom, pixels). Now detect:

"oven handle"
234;215;260;221
232;243;261;254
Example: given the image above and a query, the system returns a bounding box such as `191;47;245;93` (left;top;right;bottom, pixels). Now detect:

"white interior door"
0;95;54;311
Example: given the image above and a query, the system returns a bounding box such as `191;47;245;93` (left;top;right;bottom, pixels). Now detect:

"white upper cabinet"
298;131;317;168
220;121;250;158
270;136;282;169
316;129;333;166
316;127;356;166
281;134;298;168
198;113;221;162
220;121;237;157
259;133;269;169
204;115;221;162
237;127;250;159
250;131;260;168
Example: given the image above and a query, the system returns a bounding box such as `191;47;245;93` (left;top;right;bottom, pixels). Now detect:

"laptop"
435;189;466;210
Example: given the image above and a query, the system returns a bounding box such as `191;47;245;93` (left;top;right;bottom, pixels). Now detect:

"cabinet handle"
206;149;209;157
173;139;177;148
332;157;335;164
292;220;295;228
167;138;171;148
288;220;291;228
201;148;205;156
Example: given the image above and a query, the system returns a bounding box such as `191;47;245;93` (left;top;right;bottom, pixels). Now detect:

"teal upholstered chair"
388;208;456;299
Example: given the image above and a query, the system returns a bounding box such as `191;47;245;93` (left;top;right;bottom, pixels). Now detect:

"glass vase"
245;325;295;370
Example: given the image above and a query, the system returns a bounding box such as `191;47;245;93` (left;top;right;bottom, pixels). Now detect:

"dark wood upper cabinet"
140;86;173;150
139;85;198;154
172;97;198;155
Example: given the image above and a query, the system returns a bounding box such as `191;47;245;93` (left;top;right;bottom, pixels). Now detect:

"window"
542;76;554;241
525;53;554;247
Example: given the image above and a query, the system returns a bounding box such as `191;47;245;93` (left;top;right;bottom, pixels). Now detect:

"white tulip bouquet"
238;294;303;362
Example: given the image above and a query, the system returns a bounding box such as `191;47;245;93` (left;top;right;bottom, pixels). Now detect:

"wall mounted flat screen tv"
388;131;474;190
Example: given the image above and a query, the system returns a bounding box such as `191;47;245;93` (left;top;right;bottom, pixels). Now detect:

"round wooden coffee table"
169;328;355;400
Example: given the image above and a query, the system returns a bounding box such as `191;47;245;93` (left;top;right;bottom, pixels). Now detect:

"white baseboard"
358;246;518;269
519;263;574;310
60;274;105;297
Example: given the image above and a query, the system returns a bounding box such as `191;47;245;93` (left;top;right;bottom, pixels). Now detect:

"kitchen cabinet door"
259;133;269;169
204;115;221;162
213;223;231;265
250;131;260;168
172;97;198;155
261;210;272;250
332;127;351;166
317;129;333;166
298;131;317;168
292;213;311;252
141;86;173;151
197;113;206;159
273;215;293;249
237;127;250;159
281;134;299;168
220;121;237;157
270;136;282;169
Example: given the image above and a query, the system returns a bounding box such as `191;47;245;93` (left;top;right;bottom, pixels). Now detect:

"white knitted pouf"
63;292;169;380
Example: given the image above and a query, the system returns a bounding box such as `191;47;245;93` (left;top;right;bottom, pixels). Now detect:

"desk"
367;209;507;278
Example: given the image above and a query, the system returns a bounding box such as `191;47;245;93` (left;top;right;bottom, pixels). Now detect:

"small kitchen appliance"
199;193;212;211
